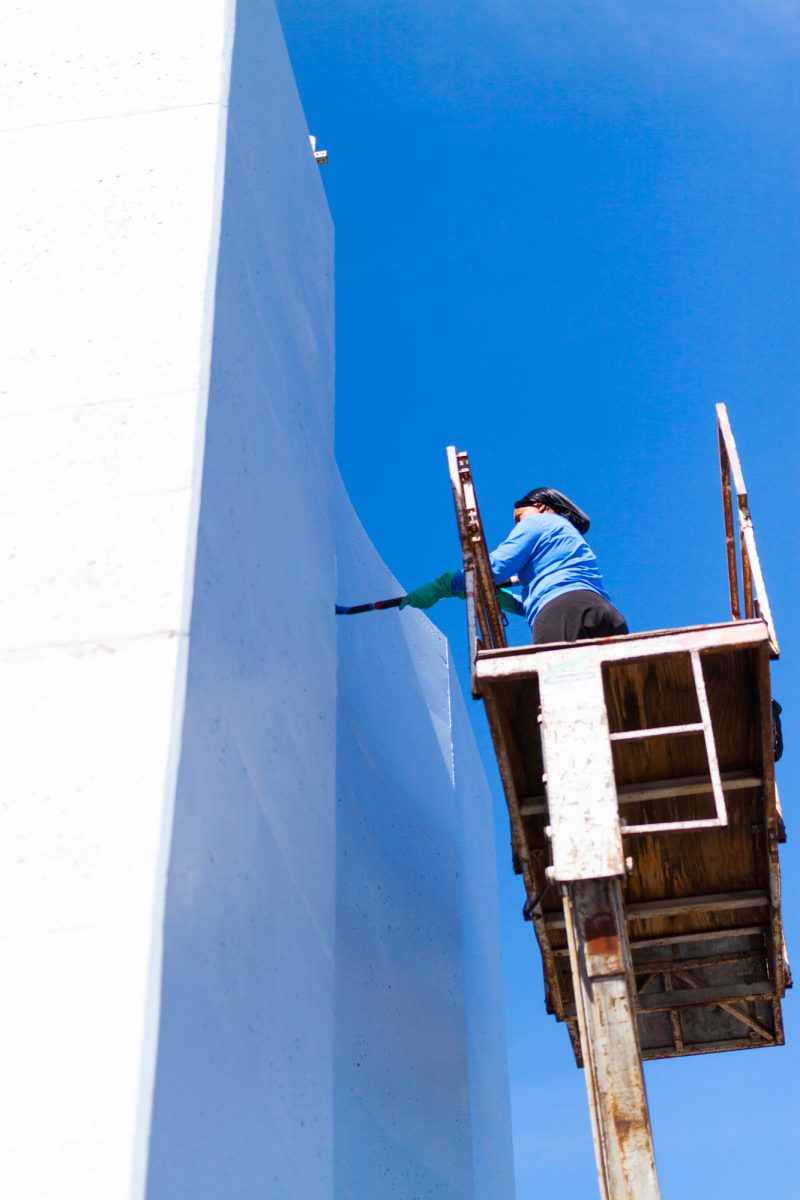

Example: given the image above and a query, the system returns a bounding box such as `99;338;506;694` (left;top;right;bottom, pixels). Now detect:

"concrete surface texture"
0;2;514;1197
0;3;235;1197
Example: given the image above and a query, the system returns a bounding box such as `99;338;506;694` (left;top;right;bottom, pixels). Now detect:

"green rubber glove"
497;588;525;617
400;571;458;610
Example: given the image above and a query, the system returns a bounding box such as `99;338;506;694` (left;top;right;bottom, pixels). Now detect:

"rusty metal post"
716;404;778;655
741;534;755;619
563;879;661;1200
536;647;662;1199
447;445;507;696
717;425;740;620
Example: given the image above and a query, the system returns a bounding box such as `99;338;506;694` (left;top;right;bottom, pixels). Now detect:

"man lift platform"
447;404;789;1200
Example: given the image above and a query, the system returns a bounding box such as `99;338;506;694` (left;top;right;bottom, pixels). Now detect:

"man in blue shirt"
401;487;628;644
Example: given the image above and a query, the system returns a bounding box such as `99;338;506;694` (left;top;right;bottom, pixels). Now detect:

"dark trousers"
532;589;628;645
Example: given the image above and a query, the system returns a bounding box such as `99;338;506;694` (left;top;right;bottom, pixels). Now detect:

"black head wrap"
513;487;591;534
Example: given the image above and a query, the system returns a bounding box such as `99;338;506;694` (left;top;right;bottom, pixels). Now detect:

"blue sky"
278;2;799;1194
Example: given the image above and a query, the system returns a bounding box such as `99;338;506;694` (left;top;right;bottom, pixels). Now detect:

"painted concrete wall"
0;4;235;1197
145;3;337;1196
334;486;516;1200
1;2;514;1197
146;4;513;1195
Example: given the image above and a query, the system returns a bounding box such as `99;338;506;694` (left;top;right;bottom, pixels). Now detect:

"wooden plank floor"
478;621;789;1063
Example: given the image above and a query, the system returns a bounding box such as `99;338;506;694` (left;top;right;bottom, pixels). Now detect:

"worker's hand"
400;571;459;610
497;588;525;617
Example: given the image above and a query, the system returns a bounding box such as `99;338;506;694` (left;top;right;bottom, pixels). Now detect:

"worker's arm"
399;571;462;610
400;572;523;617
402;521;541;613
496;588;526;617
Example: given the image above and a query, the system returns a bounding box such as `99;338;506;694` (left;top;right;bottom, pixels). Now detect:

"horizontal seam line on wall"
0;627;187;659
0;98;229;137
0;387;202;420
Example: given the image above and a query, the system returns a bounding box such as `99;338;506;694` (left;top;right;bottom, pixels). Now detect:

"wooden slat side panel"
603;653;700;737
479;686;570;1024
600;646;768;934
670;998;776;1044
621;800;765;922
478;626;786;1066
642;1034;781;1061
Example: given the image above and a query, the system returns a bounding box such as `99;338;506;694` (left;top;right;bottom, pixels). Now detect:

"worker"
400;487;628;644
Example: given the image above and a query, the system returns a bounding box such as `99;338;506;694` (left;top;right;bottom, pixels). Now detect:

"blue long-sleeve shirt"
452;513;609;629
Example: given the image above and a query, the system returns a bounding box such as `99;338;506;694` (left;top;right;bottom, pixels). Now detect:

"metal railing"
446;446;506;693
717;404;779;657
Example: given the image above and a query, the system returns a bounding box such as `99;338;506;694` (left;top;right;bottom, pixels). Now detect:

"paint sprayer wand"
335;578;520;616
335;597;404;615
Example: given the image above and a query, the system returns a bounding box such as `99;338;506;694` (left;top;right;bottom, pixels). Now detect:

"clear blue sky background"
277;2;799;1195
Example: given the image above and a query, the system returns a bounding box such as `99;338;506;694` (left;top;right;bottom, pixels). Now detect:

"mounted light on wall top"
309;134;328;165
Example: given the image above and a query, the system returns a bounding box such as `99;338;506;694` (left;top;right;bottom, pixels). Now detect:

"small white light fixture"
309;134;328;165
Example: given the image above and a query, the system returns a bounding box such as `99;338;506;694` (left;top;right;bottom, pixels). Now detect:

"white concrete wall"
0;3;235;1197
0;3;515;1197
333;486;516;1200
144;3;337;1196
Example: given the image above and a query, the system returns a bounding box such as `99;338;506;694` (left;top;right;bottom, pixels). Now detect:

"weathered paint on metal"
564;880;661;1200
716;404;779;656
447;446;506;657
537;654;625;881
691;649;727;825
475;620;770;684
718;430;741;619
